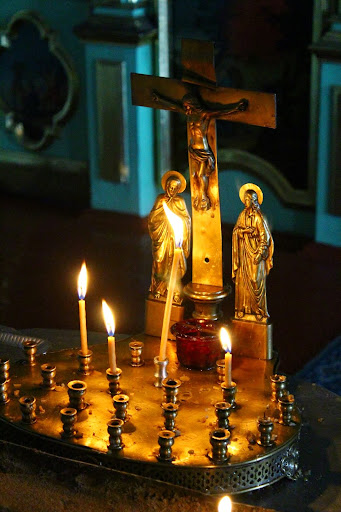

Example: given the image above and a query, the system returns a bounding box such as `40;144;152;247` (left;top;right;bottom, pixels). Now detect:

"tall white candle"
102;299;116;373
159;203;184;362
78;262;88;355
220;327;232;387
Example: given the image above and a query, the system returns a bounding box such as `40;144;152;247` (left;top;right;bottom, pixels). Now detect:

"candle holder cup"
107;418;124;451
209;428;230;463
23;340;38;366
41;364;56;390
0;359;10;381
257;416;275;447
221;381;237;409
60;407;77;438
19;396;37;424
171;319;224;370
162;378;181;404
106;367;122;396
113;394;129;422
67;380;87;411
0;377;9;404
162;402;179;431
216;359;225;384
154;356;168;388
278;394;296;426
157;430;175;462
215;401;232;429
271;374;287;402
77;350;93;376
129;340;144;367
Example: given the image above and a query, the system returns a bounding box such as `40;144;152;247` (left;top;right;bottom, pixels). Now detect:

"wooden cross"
131;39;276;290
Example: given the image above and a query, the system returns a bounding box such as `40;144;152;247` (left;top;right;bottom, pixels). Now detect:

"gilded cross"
131;39;276;290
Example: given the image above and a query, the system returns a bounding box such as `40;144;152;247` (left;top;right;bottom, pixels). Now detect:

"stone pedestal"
231;318;273;360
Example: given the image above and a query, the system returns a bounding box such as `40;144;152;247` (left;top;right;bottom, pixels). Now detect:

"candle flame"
102;300;115;336
220;327;231;353
163;202;183;248
77;262;87;300
218;496;232;512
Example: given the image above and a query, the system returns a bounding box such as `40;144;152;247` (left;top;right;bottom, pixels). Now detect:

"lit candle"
77;262;88;355
159;202;184;361
218;496;232;512
102;299;116;373
220;327;232;387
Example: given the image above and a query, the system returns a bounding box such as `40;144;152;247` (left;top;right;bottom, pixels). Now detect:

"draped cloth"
148;194;191;301
232;207;274;319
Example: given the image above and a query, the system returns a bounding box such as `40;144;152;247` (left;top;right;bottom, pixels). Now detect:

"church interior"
0;1;340;512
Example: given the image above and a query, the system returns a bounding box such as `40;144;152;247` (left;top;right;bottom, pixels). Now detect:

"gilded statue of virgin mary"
232;183;274;322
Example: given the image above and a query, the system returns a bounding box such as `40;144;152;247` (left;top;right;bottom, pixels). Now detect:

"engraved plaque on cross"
131;39;276;317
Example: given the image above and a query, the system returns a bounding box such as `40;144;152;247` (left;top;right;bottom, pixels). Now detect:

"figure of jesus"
152;90;248;211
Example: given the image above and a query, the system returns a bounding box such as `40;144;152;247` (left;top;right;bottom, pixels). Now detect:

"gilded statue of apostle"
148;171;191;304
232;183;274;322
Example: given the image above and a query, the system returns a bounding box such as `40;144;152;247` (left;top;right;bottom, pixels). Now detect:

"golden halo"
239;183;263;205
161;170;186;194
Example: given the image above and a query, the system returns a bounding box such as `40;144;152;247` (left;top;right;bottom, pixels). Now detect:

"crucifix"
131;39;276;319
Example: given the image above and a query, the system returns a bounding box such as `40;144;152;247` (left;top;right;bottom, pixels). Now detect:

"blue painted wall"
315;61;341;247
86;42;157;216
0;0;88;162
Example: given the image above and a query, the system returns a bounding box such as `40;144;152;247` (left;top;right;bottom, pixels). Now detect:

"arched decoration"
218;148;315;207
0;10;79;151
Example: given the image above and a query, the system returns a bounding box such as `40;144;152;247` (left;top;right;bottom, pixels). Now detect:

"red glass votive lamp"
171;319;224;370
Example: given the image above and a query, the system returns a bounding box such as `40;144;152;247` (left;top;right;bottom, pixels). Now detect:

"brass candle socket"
162;378;182;404
257;416;275;447
157;430;175;462
162;402;179;431
106;368;122;396
154;356;168;388
209;428;230;463
0;377;9;404
41;363;56;390
270;374;287;401
113;394;129;422
221;381;237;409
23;340;38;366
19;396;37;424
107;418;124;451
67;380;87;411
216;359;225;384
215;401;232;429
77;350;93;376
0;358;10;381
278;394;296;426
129;340;144;367
60;407;77;438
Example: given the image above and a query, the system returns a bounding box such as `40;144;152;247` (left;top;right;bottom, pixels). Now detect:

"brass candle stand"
106;368;122;396
107;418;124;451
77;350;93;376
0;377;9;404
221;381;237;409
41;363;56;390
129;340;144;366
0;358;10;381
60;407;77;438
0;335;301;496
162;402;179;431
153;356;168;387
23;340;38;366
